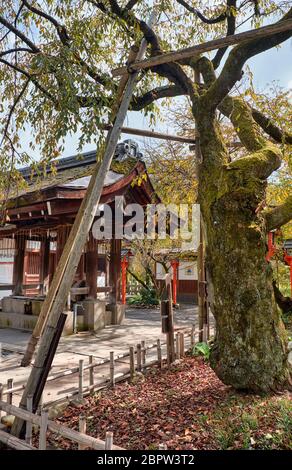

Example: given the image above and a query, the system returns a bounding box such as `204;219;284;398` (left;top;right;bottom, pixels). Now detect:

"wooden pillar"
56;228;66;263
85;243;98;299
39;236;50;295
197;222;208;342
105;250;110;287
77;253;85;282
12;235;26;296
109;239;121;304
121;256;128;305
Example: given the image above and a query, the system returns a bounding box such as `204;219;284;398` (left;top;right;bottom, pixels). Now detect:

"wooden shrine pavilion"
0;140;159;333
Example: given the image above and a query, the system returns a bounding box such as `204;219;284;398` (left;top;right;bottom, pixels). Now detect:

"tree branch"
212;0;237;69
124;0;139;10
202;8;292;111
0;14;40;52
0;58;56;102
0;47;35;58
264;195;292;231
226;142;282;180
0;2;24;43
0;78;30;146
131;84;186;111
176;0;229;24
251;108;292;145
22;0;70;45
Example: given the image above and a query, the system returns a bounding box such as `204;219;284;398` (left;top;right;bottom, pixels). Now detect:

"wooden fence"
0;321;212;450
0;399;123;450
0;322;210;406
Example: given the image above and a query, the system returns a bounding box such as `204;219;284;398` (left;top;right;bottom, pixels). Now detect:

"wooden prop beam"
12;11;157;438
112;19;292;76
103;124;196;144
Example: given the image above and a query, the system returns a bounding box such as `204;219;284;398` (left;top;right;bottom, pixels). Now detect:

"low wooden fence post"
110;352;115;387
180;333;185;357
141;340;146;371
7;378;13;413
161;298;175;365
78;415;87;450
78;359;84;402
0;384;3;420
89;355;94;388
157;339;162;368
37;393;43;415
191;325;195;348
175;332;180;359
25;395;33;445
203;324;208;343
39;409;49;450
136;344;142;372
105;431;113;450
129;346;135;381
207;303;210;339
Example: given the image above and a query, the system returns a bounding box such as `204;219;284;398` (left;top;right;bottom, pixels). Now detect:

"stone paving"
0;305;200;407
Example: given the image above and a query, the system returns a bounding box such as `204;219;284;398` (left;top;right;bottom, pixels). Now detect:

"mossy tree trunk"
195;98;290;392
135;7;292;392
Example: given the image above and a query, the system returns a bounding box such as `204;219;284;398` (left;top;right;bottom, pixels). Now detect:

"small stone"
1;415;15;428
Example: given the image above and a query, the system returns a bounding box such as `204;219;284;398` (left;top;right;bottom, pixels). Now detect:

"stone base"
0;310;74;336
1;296;44;316
106;303;125;325
82;299;106;331
0;311;38;330
62;310;74;336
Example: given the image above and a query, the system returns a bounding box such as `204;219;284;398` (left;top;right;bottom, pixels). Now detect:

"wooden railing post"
0;384;3;420
203;324;208;343
78;415;87;450
175;332;180;359
129;346;135;382
25;395;33;445
180;333;185;357
136;344;142;372
105;431;113;450
157;339;162;368
6;378;13;413
141;340;146;371
110;352;115;387
89;355;94;388
191;325;195;348
78;360;84;402
39;409;48;450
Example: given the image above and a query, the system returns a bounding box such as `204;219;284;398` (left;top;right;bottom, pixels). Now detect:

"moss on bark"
194;98;291;393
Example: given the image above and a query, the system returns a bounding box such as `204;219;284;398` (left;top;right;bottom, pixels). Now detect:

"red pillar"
109;239;121;305
121;256;128;305
284;253;292;296
171;260;179;305
266;232;276;261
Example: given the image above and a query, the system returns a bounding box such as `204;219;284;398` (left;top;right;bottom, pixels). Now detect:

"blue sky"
20;35;292;160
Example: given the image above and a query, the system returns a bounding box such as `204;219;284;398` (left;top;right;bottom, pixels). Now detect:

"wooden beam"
13;11;157;437
103;124;196;144
112;19;292;76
